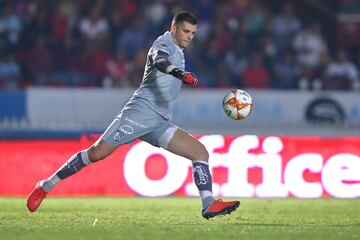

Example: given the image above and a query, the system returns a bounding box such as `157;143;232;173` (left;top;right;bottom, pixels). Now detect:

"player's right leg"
162;128;240;219
26;140;116;212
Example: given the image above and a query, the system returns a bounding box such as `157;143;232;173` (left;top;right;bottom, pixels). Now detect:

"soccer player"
27;11;240;219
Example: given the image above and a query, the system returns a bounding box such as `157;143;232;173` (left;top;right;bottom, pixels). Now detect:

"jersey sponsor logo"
113;125;134;141
119;125;134;135
124;117;148;128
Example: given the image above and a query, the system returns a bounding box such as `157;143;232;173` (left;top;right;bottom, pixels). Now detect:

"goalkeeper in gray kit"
27;11;240;219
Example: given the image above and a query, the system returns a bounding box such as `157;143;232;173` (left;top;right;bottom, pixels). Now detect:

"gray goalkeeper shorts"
100;108;178;149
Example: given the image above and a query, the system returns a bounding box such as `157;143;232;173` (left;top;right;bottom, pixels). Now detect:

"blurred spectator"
126;48;147;87
51;2;71;43
337;17;360;52
215;63;234;88
293;22;328;90
146;0;167;27
337;0;360;56
212;19;231;55
27;35;54;86
273;51;298;89
88;48;112;86
293;22;328;69
117;17;147;59
108;9;124;51
193;0;216;21
201;39;221;76
195;62;217;88
242;52;270;89
118;0;138;23
339;0;360;14
56;0;79;27
325;50;360;90
24;8;51;46
14;0;39;24
272;3;301;52
53;34;84;86
79;5;109;50
243;2;269;36
225;35;249;82
0;4;22;53
105;50;129;87
258;34;277;69
0;54;21;89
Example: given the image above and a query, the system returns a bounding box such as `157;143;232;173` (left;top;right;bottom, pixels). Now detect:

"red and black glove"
170;68;198;87
182;72;198;86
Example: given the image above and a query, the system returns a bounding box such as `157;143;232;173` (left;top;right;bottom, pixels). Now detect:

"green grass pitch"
1;197;360;240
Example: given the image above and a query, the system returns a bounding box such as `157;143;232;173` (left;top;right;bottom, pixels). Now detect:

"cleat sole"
203;201;240;219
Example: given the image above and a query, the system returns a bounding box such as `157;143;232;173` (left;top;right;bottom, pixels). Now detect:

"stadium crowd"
0;0;359;90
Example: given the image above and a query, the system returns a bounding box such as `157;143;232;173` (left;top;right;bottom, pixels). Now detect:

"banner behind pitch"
1;135;360;198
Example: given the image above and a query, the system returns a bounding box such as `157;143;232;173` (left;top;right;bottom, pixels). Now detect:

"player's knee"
88;140;116;162
88;146;107;162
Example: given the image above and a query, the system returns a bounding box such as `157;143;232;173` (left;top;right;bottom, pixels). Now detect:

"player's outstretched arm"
153;50;198;87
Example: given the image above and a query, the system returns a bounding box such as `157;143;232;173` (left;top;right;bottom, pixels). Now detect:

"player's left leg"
27;113;135;212
164;128;240;219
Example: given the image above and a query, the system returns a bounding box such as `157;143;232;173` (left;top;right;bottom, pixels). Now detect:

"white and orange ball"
222;89;253;120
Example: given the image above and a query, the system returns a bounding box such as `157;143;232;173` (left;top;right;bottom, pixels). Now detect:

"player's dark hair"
172;11;197;26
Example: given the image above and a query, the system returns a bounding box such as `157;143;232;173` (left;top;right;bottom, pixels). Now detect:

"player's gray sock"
41;150;91;192
40;174;61;193
192;160;215;209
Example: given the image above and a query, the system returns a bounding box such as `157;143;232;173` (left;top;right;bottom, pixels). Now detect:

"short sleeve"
152;39;171;56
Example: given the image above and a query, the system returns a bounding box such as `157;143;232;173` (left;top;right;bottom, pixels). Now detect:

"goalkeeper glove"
169;68;198;87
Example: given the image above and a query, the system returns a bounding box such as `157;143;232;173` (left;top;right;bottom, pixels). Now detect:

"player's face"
172;21;197;48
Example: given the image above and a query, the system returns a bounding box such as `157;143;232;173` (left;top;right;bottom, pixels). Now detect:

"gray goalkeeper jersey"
123;31;185;120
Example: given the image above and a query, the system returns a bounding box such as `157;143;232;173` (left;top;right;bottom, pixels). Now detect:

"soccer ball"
222;89;253;120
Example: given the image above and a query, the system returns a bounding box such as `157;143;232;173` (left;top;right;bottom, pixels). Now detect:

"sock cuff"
200;190;213;199
80;150;91;165
192;160;209;166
